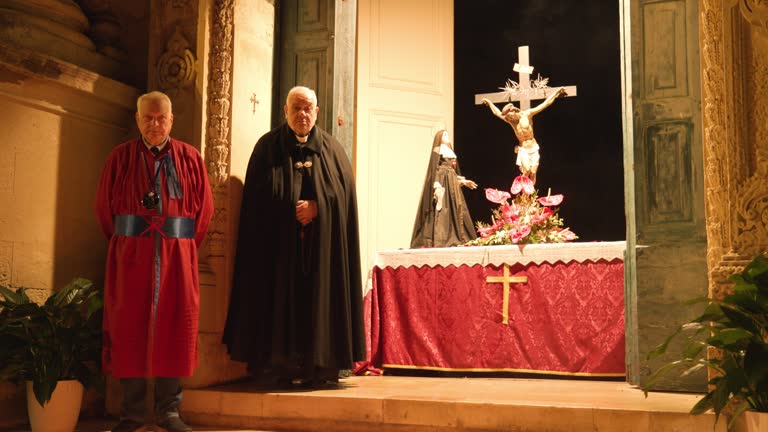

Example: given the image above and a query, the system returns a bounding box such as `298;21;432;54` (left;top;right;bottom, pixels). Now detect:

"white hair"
137;91;173;112
286;86;318;105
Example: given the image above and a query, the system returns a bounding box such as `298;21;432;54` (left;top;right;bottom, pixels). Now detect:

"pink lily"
509;224;532;243
556;228;578;241
531;207;554;224
478;224;498;238
537;194;564;207
485;188;511;204
510;175;534;195
501;203;519;224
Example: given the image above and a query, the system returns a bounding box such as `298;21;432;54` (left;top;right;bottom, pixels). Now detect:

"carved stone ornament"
204;0;234;258
740;0;768;36
733;149;768;255
702;0;768;299
157;26;196;92
701;0;729;293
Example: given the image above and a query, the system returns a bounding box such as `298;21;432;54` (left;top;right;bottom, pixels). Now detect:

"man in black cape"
223;86;365;387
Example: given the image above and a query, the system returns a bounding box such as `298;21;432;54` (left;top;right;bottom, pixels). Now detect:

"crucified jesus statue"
482;86;567;184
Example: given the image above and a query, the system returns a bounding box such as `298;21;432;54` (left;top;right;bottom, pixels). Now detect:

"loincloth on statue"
515;141;540;173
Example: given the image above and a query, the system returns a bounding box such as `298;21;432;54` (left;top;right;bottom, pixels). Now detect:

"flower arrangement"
465;175;578;246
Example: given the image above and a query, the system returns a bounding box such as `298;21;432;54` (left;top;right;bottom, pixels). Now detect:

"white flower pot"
26;380;83;432
733;410;768;432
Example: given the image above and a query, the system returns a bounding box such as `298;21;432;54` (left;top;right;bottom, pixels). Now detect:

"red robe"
95;138;213;378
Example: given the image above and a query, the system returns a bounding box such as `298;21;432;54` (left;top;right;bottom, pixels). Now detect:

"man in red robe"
95;91;213;432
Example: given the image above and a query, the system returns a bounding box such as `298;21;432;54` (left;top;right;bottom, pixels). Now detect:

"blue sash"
114;215;195;238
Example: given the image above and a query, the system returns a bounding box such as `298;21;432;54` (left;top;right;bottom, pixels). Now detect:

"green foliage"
0;278;103;407
645;254;768;429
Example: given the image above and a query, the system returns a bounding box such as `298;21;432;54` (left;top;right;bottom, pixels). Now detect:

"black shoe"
156;416;192;432
111;419;145;432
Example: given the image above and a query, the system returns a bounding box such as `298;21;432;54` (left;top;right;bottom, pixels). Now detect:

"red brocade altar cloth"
355;242;626;377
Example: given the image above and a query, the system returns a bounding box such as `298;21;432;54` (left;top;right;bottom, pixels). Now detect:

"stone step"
180;376;727;432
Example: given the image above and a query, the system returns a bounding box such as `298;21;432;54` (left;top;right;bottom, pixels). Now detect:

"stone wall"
0;42;138;427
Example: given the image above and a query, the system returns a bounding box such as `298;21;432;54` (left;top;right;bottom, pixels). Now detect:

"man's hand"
482;98;492;106
296;200;318;226
556;87;567;97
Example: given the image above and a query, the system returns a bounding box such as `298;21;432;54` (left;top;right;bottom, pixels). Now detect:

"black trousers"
120;377;182;422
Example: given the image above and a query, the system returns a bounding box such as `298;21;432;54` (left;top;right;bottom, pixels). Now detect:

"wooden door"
622;0;707;391
276;0;356;158
355;0;455;264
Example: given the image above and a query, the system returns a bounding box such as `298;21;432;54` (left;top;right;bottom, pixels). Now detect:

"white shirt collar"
142;136;169;152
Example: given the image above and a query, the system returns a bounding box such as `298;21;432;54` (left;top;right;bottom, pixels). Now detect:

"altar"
355;241;626;377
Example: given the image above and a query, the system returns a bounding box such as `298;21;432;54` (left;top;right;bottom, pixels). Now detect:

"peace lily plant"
645;254;768;430
0;278;103;406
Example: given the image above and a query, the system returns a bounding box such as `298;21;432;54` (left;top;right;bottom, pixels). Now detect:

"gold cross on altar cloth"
485;264;528;325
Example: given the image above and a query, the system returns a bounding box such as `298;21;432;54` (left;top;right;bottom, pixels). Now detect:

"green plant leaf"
718;354;749;396
680;363;706;377
719;302;761;334
645;359;703;392
681;340;707;359
744;342;768;388
649;254;768;422
691;302;727;324
744;254;768;279
710;378;732;419
690;391;714;415
0;286;23;305
727;400;753;430
0;278;102;402
708;328;753;351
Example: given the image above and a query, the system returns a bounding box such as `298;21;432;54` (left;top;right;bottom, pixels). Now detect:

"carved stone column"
701;0;768;299
700;0;768;389
190;0;279;388
187;0;249;387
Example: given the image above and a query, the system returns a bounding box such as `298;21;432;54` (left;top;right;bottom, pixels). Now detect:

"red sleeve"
94;150;117;239
194;152;214;248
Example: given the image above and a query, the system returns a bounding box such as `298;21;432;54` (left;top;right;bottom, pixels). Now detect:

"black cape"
410;132;477;248
223;123;365;373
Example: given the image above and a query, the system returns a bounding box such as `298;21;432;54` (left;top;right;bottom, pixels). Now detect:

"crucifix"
485;264;528;325
474;45;577;110
475;45;577;184
250;93;260;114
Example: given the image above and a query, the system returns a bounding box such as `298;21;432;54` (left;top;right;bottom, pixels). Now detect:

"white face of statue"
441;131;454;149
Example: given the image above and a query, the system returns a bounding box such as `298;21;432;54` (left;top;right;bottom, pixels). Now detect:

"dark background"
454;1;626;241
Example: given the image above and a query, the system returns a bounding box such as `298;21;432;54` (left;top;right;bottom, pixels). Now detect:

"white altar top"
370;241;626;269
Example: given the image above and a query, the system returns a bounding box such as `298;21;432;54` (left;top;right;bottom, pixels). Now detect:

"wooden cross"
485;264;528;325
474;45;577;110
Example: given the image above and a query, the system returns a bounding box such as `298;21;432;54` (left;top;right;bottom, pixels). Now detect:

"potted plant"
644;253;768;431
0;278;103;432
